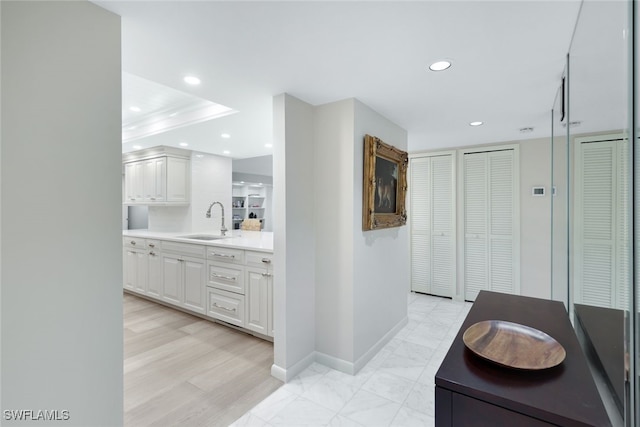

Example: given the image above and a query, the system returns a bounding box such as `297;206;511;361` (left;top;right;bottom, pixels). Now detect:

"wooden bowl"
463;320;566;370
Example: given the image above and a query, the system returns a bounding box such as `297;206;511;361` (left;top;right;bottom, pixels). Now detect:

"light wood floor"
124;293;282;426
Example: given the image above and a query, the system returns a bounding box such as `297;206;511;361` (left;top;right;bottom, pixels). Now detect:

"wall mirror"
552;0;634;424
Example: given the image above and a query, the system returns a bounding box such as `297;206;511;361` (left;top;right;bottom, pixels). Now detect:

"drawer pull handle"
210;273;236;281
261;273;272;278
149;251;156;256
130;241;136;245
150;197;156;201
212;253;235;259
148;243;155;248
212;302;236;312
261;258;272;264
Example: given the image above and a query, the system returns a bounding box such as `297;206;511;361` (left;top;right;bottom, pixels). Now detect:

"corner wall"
272;94;317;380
352;100;409;362
1;1;122;424
276;95;409;376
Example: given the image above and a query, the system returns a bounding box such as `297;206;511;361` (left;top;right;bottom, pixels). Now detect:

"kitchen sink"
178;234;227;241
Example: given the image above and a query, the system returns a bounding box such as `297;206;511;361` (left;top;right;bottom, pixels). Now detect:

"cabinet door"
153;157;166;202
124;163;137;203
162;254;182;306
134;251;148;294
166;157;188;202
183;256;206;314
124;249;137;290
133;161;145;201
147;250;162;298
143;159;157;202
245;267;270;335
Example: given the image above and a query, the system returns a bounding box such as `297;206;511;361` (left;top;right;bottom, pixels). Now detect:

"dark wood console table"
435;291;611;426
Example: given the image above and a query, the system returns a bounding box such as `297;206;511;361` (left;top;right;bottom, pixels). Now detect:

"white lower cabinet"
207;288;245;327
124;248;147;293
245;267;271;336
123;236;273;339
161;252;206;314
147;244;162;298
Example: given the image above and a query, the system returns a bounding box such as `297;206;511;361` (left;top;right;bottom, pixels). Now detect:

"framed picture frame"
362;134;408;231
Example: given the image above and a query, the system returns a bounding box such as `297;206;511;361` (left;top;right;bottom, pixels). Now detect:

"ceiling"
95;1;585;158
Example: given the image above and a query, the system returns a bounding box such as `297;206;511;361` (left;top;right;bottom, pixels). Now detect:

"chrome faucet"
205;201;228;236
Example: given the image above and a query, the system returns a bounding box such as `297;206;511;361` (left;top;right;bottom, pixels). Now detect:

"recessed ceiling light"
195;154;204;158
133;145;142;150
469;121;484;127
221;133;231;139
129;106;141;112
240;181;245;184
179;142;188;147
429;60;452;71
258;183;263;186
265;143;273;148
223;150;230;155
184;75;201;85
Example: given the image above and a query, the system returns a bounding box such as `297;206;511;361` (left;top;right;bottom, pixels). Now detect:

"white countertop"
122;229;273;252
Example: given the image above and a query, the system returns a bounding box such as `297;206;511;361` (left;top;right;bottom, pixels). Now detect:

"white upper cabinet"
123;146;190;205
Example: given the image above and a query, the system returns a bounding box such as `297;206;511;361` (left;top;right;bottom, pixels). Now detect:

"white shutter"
431;155;454;297
576;137;630;310
410;158;431;294
616;139;630;310
463;149;518;301
488;151;515;295
409;153;455;297
464;153;488;301
577;141;615;308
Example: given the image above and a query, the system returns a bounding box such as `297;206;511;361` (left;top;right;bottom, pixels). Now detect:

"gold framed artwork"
362;134;408;231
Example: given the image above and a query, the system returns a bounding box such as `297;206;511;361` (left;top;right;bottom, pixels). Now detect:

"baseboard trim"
270;351;315;383
315;351;355;375
353;315;408;373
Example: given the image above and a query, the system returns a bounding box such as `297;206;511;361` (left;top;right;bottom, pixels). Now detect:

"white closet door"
576;137;629;310
430;155;454;297
464;153;488;301
410;153;454;297
488;151;515;295
410;157;431;294
463;149;518;301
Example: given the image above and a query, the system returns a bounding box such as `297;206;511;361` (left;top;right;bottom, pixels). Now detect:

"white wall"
190;152;232;233
1;2;122;425
519;138;552;298
277;96;409;376
314;99;356;365
148;152;232;233
352;100;409;362
272;94;317;381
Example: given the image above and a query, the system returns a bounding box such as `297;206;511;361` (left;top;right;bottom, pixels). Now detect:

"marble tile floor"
231;293;472;427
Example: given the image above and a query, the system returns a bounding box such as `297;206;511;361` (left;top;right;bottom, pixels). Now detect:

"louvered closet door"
410;154;454;297
463;150;518;301
576;138;629;310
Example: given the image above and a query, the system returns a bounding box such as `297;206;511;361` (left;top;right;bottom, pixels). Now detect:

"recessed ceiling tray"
463;320;566;370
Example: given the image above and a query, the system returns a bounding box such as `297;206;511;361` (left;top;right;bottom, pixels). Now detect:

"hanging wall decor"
362;134;408;231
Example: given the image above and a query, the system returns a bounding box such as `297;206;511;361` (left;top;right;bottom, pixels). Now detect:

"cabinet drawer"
124;237;146;249
207;288;244;327
162;241;205;258
206;246;244;264
245;251;273;269
207;262;245;294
